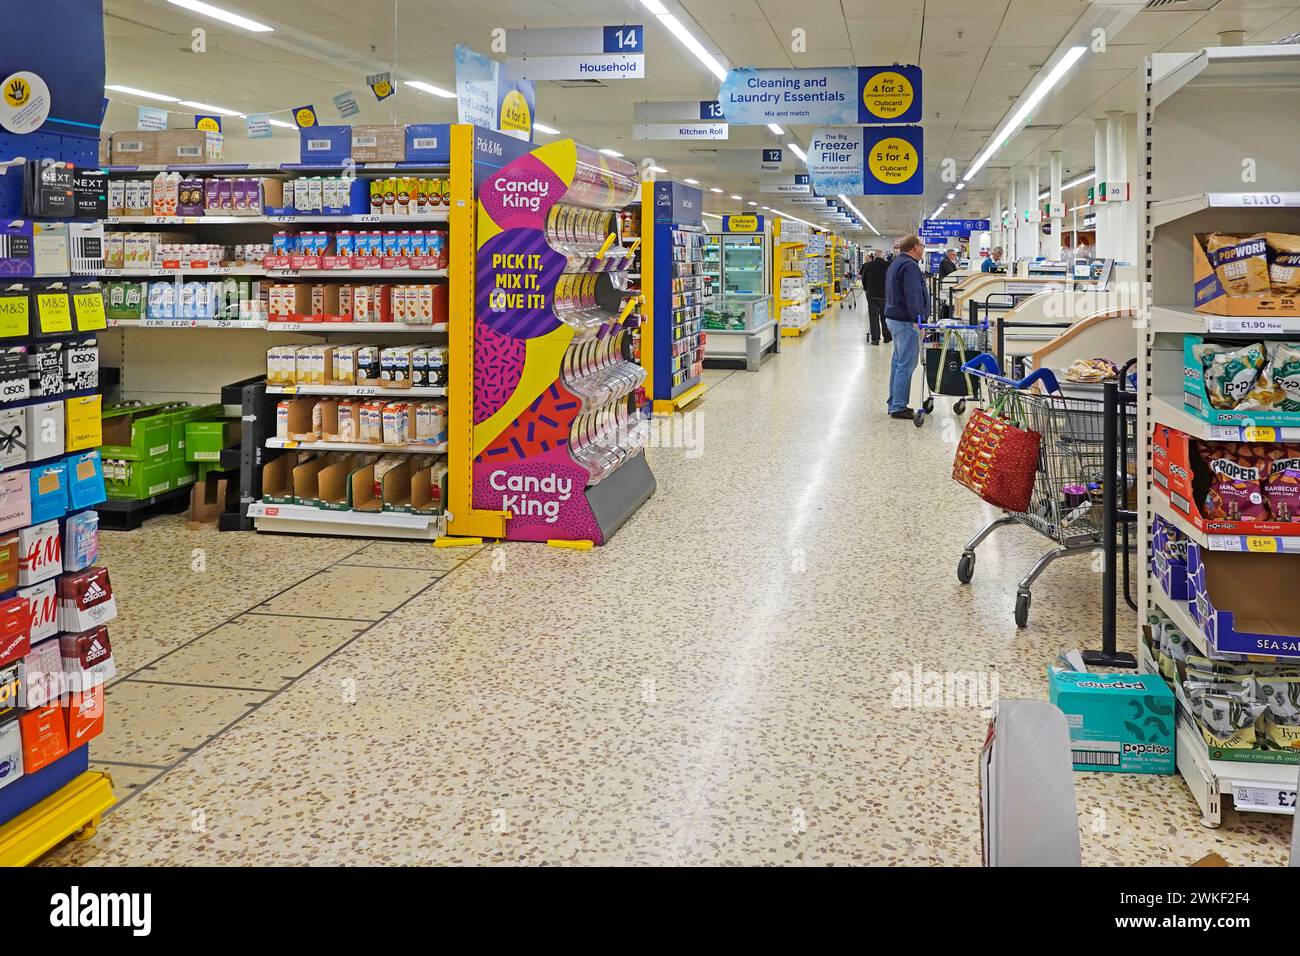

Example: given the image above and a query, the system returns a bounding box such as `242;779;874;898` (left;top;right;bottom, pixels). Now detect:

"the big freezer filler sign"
719;65;921;126
807;126;924;196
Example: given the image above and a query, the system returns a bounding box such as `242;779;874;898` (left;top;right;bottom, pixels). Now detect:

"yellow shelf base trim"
652;381;709;416
0;770;115;867
434;536;483;548
781;324;812;337
547;539;593;550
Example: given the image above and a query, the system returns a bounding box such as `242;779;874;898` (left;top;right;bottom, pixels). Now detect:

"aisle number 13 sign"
864;126;923;195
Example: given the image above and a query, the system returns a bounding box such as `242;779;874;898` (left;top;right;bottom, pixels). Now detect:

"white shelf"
1150;192;1300;229
1153;493;1300;553
266;384;446;398
103;212;449;226
266;437;447;454
1151;304;1300;335
1149;588;1211;660
1175;716;1298;822
101;266;266;278
265;321;447;333
1152;45;1300;110
247;501;445;540
107;318;267;328
1150;394;1300;442
264;268;447;279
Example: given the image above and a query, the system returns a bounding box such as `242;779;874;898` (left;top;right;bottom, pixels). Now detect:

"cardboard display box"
1154;424;1300;537
1151;514;1190;602
1192;233;1300;317
350;125;406;164
1047;670;1176;774
1189;543;1300;658
189;473;230;525
101;403;173;461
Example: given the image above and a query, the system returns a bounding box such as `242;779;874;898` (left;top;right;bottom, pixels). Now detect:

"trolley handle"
960;353;1061;393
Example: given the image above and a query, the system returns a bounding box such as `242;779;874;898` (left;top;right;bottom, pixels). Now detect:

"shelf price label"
1208;316;1286;334
1232;784;1297;813
1242;426;1277;442
1245;536;1279;553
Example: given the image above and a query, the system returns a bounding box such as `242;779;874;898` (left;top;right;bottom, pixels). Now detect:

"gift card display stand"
1138;45;1300;828
0;0;116;864
462;129;653;545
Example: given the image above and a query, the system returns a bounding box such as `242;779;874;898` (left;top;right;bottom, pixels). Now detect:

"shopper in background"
864;251;891;345
883;235;929;419
981;246;1004;273
938;248;959;279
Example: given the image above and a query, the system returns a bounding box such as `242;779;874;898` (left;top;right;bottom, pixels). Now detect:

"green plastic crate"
104;455;172;500
184;420;240;462
100;404;174;461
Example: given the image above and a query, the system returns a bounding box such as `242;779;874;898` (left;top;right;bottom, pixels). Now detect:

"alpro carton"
1048;670;1175;774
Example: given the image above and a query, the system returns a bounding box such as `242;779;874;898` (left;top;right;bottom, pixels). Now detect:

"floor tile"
339;540;480;572
250;565;440;621
95;681;268;766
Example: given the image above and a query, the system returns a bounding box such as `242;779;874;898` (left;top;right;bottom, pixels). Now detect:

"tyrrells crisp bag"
1206;233;1270;297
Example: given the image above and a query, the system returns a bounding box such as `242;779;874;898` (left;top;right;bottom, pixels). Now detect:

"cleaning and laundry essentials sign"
720;65;921;126
807;126;924;196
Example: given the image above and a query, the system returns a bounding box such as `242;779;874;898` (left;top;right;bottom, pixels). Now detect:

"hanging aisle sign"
922;219;989;237
807;126;924;196
633;101;723;122
193;114;221;133
455;44;536;142
719;65;921;126
506;25;644;81
759;174;809;194
367;73;395;102
136;106;168;131
633;123;727;140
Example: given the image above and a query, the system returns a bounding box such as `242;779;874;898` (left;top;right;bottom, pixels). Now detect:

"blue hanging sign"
806;126;924;196
719;65;922;126
922;218;990;237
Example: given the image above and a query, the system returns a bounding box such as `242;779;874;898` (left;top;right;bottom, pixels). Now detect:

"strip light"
105;85;179;102
655;14;728;81
1037;171;1096;202
178;99;244;116
963;46;1087;183
836;193;880;236
786;142;807;162
710;187;723;193
650;165;668;173
268;119;297;129
166;0;273;32
533;122;561;135
767;123;784;135
730;194;742;200
404;80;457;99
684;178;699;185
600;148;624;158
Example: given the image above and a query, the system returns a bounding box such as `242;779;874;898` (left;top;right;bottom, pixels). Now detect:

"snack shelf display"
461;130;654;545
642;182;709;415
774;218;812;337
1139;44;1300;827
0;0;118;859
96;138;456;538
806;233;829;319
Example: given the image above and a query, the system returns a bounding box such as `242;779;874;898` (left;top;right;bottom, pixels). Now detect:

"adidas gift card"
60;626;115;692
58;566;116;632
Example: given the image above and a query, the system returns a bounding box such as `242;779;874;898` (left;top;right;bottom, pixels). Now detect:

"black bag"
925;330;976;397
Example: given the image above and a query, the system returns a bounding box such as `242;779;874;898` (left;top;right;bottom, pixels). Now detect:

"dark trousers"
867;297;891;343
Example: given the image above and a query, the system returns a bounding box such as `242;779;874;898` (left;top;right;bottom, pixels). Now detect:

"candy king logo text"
492;176;551;212
490;470;572;523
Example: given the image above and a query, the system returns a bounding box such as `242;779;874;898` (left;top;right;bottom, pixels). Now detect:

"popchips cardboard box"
1047;670;1176;774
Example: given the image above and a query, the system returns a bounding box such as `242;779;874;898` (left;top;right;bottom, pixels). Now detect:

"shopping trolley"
954;355;1137;630
912;319;990;428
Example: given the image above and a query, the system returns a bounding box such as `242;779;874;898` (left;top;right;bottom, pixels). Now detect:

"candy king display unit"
468;131;654;544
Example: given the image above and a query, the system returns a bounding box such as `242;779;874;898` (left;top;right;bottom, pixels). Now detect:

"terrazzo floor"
42;302;1294;866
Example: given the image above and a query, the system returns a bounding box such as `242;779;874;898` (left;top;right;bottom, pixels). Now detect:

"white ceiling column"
1093;117;1110;259
1023;165;1041;261
992;188;1003;258
1121;112;1140;267
1105;110;1125;261
1046;151;1063;261
1006;176;1018;263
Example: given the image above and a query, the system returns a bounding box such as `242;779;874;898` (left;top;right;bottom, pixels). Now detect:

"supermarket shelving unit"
774;218;811;337
97;157;454;539
1139;45;1300;827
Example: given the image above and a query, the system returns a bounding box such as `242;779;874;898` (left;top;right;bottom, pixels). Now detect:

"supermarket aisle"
46;308;1291;866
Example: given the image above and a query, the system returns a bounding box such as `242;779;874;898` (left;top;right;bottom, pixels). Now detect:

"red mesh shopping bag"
952;406;1041;512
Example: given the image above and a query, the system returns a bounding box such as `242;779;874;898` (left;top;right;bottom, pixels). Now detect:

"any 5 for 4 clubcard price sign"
866;128;922;194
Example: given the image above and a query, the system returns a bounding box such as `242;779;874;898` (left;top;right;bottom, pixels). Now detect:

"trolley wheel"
923;398;935;414
1014;590;1031;629
957;551;975;584
913;409;925;428
954;399;967;416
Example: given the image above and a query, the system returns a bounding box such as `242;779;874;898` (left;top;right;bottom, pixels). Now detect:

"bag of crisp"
1193;340;1268;409
1206;233;1270;296
1267;233;1300;294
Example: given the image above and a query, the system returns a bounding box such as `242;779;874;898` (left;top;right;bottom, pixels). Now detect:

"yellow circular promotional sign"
195;116;220;133
868;136;918;186
862;70;914;121
296;107;317;128
499;89;532;138
372;81;392;99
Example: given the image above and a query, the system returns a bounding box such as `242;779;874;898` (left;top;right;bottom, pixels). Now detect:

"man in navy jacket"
883;235;930;418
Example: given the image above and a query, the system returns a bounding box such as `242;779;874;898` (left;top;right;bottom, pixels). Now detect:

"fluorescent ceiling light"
710;187;723;193
955;183;965;190
836;193;880;236
767;123;784;135
1037;171;1096;202
786;142;806;162
946;192;955;200
639;0;669;13
178;100;244;116
166;0;273;32
684;178;699;185
268;119;296;129
533;122;561;135
649;165;668;173
404;80;457;99
655;12;728;82
747;201;757;206
963;45;1087;183
599;149;624;159
730;194;742;200
104;85;179;102
703;212;723;219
